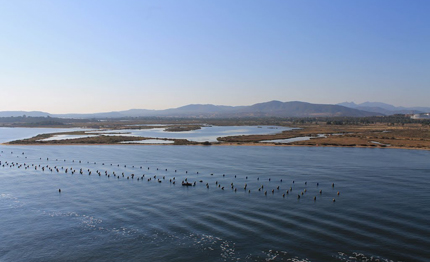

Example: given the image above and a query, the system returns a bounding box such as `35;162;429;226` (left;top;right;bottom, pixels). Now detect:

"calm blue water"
0;129;429;262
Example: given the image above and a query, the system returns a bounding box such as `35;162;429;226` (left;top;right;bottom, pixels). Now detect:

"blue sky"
1;0;429;113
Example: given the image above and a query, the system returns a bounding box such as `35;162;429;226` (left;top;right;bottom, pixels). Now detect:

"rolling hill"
0;101;387;119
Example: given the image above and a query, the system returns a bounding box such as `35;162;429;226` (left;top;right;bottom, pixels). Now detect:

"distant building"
411;113;430;119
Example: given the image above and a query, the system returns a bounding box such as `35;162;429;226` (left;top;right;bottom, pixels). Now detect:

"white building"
411;113;430;119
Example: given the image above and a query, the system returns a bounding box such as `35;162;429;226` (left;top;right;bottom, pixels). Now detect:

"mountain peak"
337;102;359;108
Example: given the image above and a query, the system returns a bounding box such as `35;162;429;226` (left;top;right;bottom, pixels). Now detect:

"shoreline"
2;122;429;151
2;141;429;151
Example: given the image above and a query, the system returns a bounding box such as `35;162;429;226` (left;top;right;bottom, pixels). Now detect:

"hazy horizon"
1;1;429;113
1;100;429;116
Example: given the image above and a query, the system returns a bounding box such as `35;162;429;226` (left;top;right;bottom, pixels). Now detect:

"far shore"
2;122;430;151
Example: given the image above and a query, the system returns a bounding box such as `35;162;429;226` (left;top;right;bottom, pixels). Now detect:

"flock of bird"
0;150;340;202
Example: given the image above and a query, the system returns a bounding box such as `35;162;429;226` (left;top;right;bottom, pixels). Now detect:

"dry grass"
5;123;430;150
218;123;430;150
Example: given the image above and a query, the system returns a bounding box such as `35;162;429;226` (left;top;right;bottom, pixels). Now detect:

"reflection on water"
38;134;99;141
98;133;139;137
120;139;174;144
1;126;292;144
0;127;89;143
262;136;311;143
91;125;292;142
262;134;326;143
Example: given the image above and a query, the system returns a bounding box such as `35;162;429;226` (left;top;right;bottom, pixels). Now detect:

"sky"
1;0;429;113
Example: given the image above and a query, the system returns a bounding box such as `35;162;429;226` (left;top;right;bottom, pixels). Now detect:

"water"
371;141;391;147
261;135;326;144
0;127;89;143
120;139;175;144
0;129;429;262
89;125;291;142
261;136;312;143
39;134;98;141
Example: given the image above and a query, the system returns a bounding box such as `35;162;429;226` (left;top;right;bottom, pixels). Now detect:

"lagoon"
90;125;291;142
261;134;326;144
0;127;89;144
0;128;429;261
38;134;99;141
120;139;175;144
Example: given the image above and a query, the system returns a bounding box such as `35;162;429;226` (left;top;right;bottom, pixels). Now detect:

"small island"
163;125;202;132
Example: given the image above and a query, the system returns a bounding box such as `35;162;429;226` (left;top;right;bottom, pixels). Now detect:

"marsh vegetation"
3;116;429;150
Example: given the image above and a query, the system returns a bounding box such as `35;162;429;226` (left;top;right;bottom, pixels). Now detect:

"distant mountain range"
1;100;428;119
337;102;430;115
0;111;51;118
